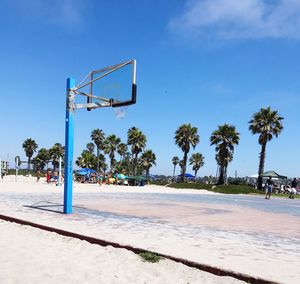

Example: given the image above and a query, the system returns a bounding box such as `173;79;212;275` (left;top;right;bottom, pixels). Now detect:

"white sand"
0;220;242;284
1;176;300;283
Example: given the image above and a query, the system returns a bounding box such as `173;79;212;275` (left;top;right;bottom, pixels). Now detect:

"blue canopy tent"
177;173;195;182
75;168;96;176
178;173;195;178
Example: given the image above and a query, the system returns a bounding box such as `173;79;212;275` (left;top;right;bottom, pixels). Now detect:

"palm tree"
102;163;108;176
22;138;38;173
189;153;205;181
75;150;97;169
249;107;284;189
91;129;105;173
119;152;132;175
32;148;50;171
49;143;64;170
103;134;121;172
172;156;180;179
117;143;128;161
210;124;240;185
127;127;147;176
86;142;95;153
97;153;106;172
141;150;156;180
174;124;200;182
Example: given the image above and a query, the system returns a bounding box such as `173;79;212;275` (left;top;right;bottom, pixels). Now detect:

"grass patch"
167;183;300;198
168;182;213;190
167;183;263;194
150;180;170;186
210;184;263;194
139;252;161;263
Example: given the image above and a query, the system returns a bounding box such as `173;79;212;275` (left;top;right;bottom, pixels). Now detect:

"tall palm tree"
210;124;240;185
22;138;38;173
32;148;50;171
91;129;105;173
174;124;200;182
75;150;97;169
97;153;106;172
127;127;147;175
117;143;128;161
249;107;284;189
172;156;180;179
49;143;64;170
86;142;95;153
189;153;205;181
119;152;132;175
102;163;108;176
141;150;156;180
103;134;121;172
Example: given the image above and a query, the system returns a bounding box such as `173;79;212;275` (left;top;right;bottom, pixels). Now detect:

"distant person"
53;171;59;186
36;170;41;182
98;174;103;186
46;170;51;183
290;178;297;199
265;176;273;200
115;171;118;186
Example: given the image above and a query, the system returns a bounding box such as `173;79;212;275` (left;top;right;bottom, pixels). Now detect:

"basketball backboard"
74;60;136;110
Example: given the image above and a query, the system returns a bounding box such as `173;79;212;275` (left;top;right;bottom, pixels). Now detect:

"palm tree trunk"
131;151;134;176
257;142;267;190
146;168;150;180
216;165;219;179
132;153;138;176
28;157;31;174
173;165;176;178
133;153;138;185
181;151;188;182
224;165;228;185
194;169;198;182
97;147;100;173
218;166;225;184
110;158;113;173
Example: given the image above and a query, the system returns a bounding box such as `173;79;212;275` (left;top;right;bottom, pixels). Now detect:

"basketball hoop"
71;59;137;110
63;59;137;214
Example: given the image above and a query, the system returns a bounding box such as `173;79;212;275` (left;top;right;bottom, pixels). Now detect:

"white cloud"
169;0;300;39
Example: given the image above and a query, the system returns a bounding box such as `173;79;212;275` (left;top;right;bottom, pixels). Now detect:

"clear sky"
0;0;299;178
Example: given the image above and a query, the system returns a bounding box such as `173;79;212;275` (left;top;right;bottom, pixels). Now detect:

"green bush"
150;180;170;186
167;182;263;194
139;252;161;263
167;182;213;190
210;184;262;194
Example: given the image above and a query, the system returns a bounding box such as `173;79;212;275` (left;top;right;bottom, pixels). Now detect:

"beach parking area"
0;176;299;283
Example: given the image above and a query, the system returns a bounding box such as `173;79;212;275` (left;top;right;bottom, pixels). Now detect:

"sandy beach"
0;176;300;283
0;220;243;284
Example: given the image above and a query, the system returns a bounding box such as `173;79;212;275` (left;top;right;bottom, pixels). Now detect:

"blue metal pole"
64;78;75;214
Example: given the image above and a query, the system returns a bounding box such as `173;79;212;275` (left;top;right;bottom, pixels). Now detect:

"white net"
114;107;127;119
